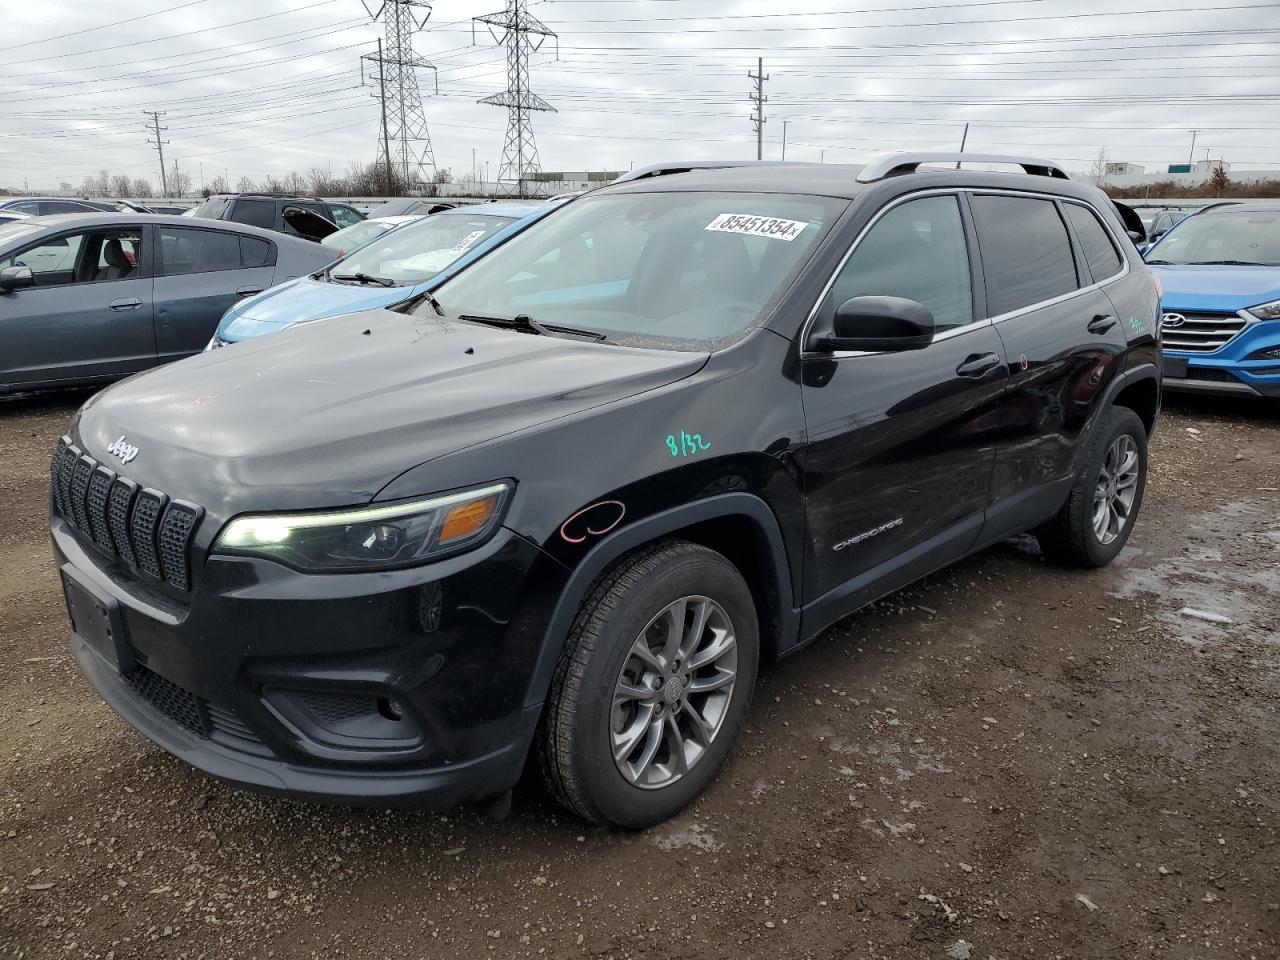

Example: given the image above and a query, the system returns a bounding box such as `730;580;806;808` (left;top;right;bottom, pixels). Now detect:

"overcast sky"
4;0;1280;192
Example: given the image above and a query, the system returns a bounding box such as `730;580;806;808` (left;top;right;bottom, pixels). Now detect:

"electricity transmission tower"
748;58;768;162
361;0;437;191
143;110;170;195
474;0;557;196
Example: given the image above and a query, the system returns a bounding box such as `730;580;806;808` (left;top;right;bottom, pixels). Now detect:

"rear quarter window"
1063;203;1123;281
229;198;276;229
971;194;1080;317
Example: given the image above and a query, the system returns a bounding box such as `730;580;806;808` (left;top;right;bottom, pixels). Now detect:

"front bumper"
54;517;566;808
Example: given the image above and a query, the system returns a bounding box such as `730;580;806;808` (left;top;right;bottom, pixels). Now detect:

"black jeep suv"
51;155;1160;828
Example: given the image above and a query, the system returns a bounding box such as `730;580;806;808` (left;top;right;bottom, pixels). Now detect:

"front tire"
1037;405;1148;568
539;541;759;828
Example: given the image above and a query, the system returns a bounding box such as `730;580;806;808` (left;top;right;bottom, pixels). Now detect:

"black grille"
107;478;139;569
52;438;202;592
1187;367;1241;384
124;664;209;737
69;456;93;530
131;490;167;579
158;505;199;590
295;690;378;725
86;467;115;550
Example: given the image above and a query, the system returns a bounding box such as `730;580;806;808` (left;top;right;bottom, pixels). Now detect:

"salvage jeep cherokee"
51;154;1161;828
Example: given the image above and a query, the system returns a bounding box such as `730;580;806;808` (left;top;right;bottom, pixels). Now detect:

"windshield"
333;213;514;285
322;220;395;252
430;191;839;348
1150;210;1280;265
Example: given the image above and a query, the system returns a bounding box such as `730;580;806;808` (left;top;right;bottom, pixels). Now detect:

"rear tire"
1037;405;1148;568
539;541;758;828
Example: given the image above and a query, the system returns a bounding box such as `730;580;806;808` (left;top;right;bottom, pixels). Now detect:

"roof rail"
612;160;783;184
856;153;1069;183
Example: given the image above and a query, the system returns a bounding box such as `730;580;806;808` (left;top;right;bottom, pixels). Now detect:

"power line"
0;0;216;53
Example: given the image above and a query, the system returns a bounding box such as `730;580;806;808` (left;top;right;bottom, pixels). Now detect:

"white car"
320;215;423;257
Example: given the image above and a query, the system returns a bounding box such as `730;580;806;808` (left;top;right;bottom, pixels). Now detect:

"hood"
1149;263;1280;313
219;275;415;341
76;310;707;516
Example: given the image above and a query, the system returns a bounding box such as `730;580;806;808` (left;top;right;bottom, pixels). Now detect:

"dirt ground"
1;389;1277;960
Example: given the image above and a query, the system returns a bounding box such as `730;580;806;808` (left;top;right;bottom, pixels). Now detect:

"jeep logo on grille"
1161;312;1188;329
106;435;139;465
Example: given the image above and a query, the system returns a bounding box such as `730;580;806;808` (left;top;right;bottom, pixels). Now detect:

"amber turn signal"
439;495;499;543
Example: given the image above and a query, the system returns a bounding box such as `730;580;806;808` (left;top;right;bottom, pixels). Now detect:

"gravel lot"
1;389;1277;960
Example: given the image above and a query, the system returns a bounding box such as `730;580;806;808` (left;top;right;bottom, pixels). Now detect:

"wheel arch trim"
522;492;799;710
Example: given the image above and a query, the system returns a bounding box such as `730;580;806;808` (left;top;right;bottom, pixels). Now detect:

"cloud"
2;0;1279;190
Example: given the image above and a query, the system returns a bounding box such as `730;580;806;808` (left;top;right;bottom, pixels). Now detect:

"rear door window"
1063;203;1123;282
228;198;275;229
158;227;244;275
971;194;1080;317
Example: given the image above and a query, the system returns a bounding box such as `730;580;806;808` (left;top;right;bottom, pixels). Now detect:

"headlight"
1245;299;1280;321
213;482;512;571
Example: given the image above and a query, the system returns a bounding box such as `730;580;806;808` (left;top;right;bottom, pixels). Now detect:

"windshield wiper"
457;312;607;342
1144;259;1173;265
1184;259;1271;266
330;271;395;287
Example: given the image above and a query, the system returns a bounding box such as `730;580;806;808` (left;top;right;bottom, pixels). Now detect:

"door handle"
236;286;264;298
109;297;143;311
955;352;1002;379
1087;314;1118;334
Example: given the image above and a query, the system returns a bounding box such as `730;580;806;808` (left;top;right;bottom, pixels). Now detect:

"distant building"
522;170;625;193
1105;162;1145;176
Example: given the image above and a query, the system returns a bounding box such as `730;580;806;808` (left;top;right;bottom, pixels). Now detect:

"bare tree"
169;161;192;197
235;176;256;193
132;178;153;197
1088;147;1109;187
110;174;133;198
58;181;72;192
207;174;229;195
94;170;112;195
80;175;97;195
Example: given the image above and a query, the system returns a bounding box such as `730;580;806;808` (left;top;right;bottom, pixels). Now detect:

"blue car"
1145;202;1280;399
207;201;556;348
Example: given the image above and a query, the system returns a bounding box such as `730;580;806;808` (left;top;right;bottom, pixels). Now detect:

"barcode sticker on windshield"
449;230;487;254
705;213;809;242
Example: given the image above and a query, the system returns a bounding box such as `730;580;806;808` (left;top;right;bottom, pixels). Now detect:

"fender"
521;492;799;710
1067;361;1161;477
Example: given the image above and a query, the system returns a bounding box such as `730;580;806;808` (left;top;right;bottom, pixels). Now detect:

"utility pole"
781;120;789;161
956;122;969;169
361;2;438;193
369;37;394;192
820;149;825;164
1188;129;1199;166
474;0;558;197
143;110;169;196
748;57;768;161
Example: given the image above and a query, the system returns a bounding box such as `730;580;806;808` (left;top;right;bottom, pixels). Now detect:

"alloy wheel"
1092;433;1140;545
610;596;738;790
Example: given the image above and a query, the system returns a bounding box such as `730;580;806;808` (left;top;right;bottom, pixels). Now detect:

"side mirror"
1128;229;1146;243
822;295;935;352
0;265;34;293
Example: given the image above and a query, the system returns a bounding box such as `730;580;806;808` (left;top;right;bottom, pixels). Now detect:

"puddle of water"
1111;500;1279;647
652;822;721;852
